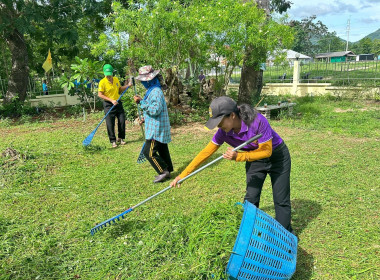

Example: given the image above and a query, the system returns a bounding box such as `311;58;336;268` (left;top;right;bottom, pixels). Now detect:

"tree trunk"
4;29;29;104
238;0;269;105
238;58;262;104
128;58;137;76
164;68;183;106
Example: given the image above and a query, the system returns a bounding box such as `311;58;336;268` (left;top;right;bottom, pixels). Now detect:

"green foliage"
290;16;329;56
357;37;373;54
350;37;379;56
168;109;186;125
182;76;201;97
0;97;40;118
64;104;87;116
371;39;380;56
315;32;345;53
69;57;104;88
59;57;103;111
121;91;138;122
0;0;111;98
92;0;293;72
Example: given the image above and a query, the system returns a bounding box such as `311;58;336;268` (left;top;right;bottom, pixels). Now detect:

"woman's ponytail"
238;104;257;126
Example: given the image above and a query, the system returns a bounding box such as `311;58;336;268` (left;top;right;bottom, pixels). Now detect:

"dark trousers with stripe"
143;139;173;175
103;101;126;143
244;142;293;232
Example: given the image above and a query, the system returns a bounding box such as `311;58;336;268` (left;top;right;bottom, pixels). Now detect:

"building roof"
285;49;311;59
267;49;311;61
315;51;356;58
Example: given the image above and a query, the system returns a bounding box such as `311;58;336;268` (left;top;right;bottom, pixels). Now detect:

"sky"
286;0;380;42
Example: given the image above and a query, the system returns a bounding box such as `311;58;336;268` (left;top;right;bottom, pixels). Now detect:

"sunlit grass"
0;97;379;279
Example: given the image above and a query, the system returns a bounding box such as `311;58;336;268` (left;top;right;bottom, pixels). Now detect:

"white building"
267;49;312;66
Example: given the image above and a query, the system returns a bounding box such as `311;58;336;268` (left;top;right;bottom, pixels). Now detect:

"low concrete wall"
262;83;331;96
228;60;379;99
228;81;379;99
29;93;81;107
261;83;379;98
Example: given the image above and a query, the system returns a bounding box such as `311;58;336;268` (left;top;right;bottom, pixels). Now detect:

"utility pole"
345;18;350;51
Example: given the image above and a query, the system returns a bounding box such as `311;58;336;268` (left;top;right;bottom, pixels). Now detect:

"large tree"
290;15;329;56
372;39;380;56
93;0;293;105
316;32;345;53
238;0;293;104
0;0;111;105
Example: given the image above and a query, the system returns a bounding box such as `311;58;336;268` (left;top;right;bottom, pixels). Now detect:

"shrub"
121;91;138;122
169;109;185;125
0;98;40;118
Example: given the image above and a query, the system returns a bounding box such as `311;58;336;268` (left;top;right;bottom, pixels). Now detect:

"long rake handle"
98;86;130;129
91;134;262;234
83;86;130;146
132;77;145;138
132;134;262;209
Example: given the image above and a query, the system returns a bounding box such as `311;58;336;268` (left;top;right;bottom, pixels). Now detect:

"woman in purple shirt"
170;96;294;234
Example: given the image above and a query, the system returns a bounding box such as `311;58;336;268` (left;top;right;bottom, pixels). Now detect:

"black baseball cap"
205;96;238;130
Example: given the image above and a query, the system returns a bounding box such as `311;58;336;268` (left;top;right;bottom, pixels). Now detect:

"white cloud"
290;1;357;18
360;15;380;24
287;0;380;41
361;0;380;3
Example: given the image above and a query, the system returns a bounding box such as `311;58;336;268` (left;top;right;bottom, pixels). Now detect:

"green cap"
103;64;114;76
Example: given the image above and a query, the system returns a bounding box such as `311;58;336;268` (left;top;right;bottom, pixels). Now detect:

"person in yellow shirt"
98;64;132;148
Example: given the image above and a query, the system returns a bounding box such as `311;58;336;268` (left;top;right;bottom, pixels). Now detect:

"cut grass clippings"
0;97;379;279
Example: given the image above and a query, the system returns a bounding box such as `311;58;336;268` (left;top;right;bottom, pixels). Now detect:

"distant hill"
336;28;380;43
363;28;380;41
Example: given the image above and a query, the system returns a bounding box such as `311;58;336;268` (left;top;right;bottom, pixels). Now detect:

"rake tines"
83;131;96;147
137;143;146;163
91;208;133;235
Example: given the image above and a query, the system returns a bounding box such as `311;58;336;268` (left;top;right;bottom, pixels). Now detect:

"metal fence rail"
298;60;379;85
205;60;380;86
0;76;65;99
2;60;379;99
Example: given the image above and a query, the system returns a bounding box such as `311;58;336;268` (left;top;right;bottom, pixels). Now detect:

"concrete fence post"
292;59;301;96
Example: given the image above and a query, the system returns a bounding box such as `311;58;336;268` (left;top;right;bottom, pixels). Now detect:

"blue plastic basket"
226;201;298;280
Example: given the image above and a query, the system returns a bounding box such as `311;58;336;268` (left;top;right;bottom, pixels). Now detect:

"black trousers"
244;142;293;232
103;101;126;143
143;139;173;175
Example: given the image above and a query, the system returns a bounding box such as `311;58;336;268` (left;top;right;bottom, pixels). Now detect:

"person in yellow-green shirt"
98;64;132;148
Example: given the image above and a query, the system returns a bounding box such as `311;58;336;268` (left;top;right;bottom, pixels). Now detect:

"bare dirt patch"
171;122;215;137
333;107;376;113
334;100;380;113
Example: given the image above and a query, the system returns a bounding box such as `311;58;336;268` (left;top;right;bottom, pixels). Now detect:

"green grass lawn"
0;97;379;279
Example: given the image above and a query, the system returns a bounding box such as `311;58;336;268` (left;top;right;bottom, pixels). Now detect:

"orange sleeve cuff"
179;141;220;178
235;140;272;162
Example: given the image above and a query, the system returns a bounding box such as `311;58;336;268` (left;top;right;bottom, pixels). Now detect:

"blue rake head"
137;143;146;164
83;131;96;147
91;208;133;235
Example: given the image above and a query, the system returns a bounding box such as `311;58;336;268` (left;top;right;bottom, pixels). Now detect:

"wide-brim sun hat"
205;96;238;130
135;65;160;81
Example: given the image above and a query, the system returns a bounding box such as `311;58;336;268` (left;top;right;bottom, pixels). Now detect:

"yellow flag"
42;49;53;72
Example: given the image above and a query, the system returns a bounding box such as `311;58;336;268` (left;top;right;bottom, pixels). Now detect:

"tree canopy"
91;0;293;102
0;0;111;103
2;0;295;105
